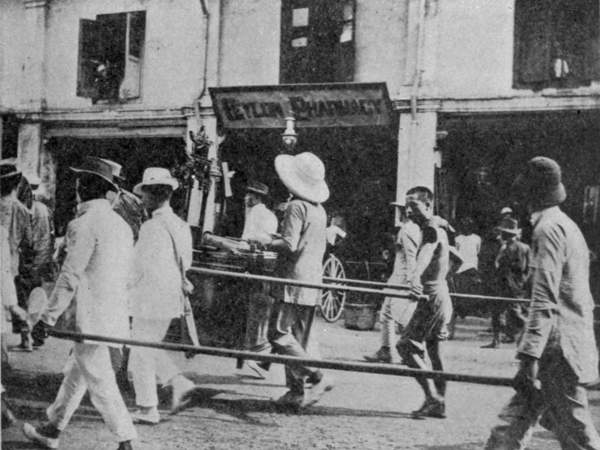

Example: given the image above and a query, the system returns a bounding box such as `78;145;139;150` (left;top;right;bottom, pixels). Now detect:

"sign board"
209;83;392;129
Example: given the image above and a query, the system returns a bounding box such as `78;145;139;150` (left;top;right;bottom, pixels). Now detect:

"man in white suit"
128;167;197;425
23;157;136;450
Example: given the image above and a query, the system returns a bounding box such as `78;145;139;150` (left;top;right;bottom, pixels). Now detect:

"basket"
343;302;378;330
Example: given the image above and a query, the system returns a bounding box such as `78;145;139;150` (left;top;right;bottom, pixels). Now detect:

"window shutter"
335;0;355;82
76;19;101;98
513;0;552;87
280;0;311;83
121;11;146;99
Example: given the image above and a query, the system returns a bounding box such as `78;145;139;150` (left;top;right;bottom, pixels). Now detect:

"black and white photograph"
1;1;600;449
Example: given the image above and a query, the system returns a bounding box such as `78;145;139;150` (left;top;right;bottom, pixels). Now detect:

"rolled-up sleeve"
518;225;563;359
42;220;94;326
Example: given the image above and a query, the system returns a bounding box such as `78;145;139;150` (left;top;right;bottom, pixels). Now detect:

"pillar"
395;112;437;202
22;0;49;109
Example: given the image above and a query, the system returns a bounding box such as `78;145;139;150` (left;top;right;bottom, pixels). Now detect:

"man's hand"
31;320;51;342
408;282;426;301
513;354;541;395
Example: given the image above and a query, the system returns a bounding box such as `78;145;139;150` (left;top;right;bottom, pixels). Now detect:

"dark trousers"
271;302;320;394
486;349;600;450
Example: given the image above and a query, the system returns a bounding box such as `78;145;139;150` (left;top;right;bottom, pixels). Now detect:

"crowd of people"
1;153;599;450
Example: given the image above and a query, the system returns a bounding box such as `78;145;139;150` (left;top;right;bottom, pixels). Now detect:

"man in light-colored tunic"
485;157;600;450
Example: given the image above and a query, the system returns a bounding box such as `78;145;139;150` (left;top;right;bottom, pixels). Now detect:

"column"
395;112;437;201
22;0;49;109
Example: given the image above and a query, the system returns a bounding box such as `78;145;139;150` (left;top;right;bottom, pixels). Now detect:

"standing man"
486;157;600;449
396;186;452;419
266;152;333;409
364;202;421;363
128;168;197;425
239;181;278;378
23;157;136;450
0;161;33;351
482;217;530;348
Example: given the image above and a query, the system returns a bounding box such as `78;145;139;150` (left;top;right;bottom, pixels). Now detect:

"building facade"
3;0;600;260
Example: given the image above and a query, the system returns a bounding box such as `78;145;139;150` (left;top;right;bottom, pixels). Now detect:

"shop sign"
209;83;392;129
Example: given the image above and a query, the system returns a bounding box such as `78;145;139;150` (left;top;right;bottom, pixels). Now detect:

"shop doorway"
217;124;398;263
47;137;187;235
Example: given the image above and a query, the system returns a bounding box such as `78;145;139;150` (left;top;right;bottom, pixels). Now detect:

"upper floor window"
280;0;355;84
77;11;146;104
514;0;600;90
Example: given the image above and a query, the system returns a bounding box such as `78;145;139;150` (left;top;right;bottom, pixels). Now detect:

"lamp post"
281;116;298;153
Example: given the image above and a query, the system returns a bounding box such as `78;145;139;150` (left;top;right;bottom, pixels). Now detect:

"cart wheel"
320;254;347;322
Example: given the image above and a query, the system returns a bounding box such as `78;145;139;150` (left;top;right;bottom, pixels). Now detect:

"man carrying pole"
396;186;452;419
485;157;600;449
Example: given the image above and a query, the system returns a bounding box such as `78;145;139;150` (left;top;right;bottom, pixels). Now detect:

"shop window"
77;11;146;104
513;0;600;90
280;0;355;83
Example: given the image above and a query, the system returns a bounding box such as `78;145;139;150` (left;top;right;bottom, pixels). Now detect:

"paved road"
3;316;599;449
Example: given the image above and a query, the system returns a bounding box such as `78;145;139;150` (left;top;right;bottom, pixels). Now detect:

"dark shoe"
23;422;60;449
19;333;33;352
363;347;392;363
412;398;446;419
117;440;133;450
501;335;516;344
481;341;499;349
275;390;303;411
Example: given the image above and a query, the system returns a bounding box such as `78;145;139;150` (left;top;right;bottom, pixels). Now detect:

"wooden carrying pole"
48;329;514;387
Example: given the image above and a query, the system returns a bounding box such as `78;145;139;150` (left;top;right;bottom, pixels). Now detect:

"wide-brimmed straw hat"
133;167;179;196
246;180;269;197
70;157;117;188
274;152;329;204
513;156;566;207
497;217;520;235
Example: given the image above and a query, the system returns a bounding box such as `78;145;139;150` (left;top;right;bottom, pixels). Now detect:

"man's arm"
517;225;563;360
408;226;437;295
41;220;95;326
268;203;303;256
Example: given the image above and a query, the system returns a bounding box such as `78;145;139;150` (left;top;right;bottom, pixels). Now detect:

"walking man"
0;161;33;351
482;217;530;348
364;202;421;363
23;157;136;450
266;152;333;409
396;186;452;419
485;157;600;450
239;180;278;378
128;167;197;424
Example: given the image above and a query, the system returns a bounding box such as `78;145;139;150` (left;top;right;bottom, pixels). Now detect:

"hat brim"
246;187;269;197
133;179;179;196
70;167;117;189
497;227;520;235
512;175;567;207
275;155;329;204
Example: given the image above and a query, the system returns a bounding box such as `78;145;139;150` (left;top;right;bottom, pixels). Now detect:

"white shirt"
455;233;482;271
42;199;133;344
241;203;278;244
129;204;192;320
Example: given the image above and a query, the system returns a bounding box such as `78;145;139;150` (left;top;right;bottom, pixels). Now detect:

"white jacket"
42;199;133;344
129;205;192;320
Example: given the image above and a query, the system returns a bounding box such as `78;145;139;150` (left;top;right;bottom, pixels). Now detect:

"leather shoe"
275;391;303;411
363;347;392;363
412;398;446;419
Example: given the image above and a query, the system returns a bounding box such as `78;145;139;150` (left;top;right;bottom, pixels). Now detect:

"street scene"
2;0;600;449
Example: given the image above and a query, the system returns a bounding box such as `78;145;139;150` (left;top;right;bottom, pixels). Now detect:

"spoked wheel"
320;254;347;322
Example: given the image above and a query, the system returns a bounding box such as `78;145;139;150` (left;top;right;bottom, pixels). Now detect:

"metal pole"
48;329;514;387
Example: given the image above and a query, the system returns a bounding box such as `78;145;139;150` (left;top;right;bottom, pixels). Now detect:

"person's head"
512;156;566;213
140;184;173;213
70;157;119;204
133;167;179;214
405;186;434;226
0;163;22;198
75;172;118;203
244;181;269;208
497;217;520;242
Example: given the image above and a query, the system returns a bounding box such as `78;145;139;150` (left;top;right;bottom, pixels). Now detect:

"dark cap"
513;156;566;207
246;180;269;197
497;217;520;235
0;163;21;180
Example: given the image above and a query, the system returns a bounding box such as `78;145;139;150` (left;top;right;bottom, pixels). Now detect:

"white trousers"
47;343;136;442
129;318;180;407
380;291;416;348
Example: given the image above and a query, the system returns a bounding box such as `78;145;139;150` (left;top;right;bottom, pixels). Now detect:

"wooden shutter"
513;0;552;87
121;11;146;99
335;0;355;82
76;19;101;98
